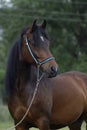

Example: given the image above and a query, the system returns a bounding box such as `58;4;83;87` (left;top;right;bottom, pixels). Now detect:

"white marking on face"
40;36;44;42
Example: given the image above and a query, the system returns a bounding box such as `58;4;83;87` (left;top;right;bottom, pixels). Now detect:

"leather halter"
25;36;55;66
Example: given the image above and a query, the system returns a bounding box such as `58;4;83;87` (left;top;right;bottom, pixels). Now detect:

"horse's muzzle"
46;66;58;78
48;67;57;78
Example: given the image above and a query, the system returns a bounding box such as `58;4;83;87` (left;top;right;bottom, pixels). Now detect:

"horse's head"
21;20;58;78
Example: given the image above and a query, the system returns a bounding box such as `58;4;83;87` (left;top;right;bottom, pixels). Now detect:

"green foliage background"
0;0;87;103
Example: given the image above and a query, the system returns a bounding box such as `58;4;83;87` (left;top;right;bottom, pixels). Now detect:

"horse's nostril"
51;66;57;73
48;66;58;78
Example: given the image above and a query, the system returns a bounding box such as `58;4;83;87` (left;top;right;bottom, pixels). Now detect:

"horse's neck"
18;62;37;83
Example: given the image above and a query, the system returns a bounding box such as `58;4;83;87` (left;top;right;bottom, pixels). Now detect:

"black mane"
5;28;31;96
5;25;47;97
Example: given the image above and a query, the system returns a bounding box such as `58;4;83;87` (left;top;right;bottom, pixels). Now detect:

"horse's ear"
41;20;47;29
31;19;37;33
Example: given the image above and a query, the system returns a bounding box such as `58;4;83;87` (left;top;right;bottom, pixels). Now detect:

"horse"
5;20;87;130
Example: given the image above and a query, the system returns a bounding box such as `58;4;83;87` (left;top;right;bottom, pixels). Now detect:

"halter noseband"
25;36;55;66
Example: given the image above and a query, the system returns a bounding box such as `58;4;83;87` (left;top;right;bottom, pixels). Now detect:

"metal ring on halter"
25;36;55;66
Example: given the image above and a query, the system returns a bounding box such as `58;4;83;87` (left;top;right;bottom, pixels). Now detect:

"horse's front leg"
68;120;82;130
15;122;29;130
15;126;29;130
36;117;50;130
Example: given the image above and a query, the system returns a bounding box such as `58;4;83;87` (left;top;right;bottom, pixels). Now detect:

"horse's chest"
9;89;52;123
27;91;52;121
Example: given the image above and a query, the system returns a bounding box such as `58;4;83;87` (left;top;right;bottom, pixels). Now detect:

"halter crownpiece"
25;36;55;66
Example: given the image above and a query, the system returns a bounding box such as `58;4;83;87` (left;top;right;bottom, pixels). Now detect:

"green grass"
0;121;14;130
0;121;86;130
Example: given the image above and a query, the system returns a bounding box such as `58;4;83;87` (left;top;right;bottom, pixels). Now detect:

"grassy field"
0;121;86;130
0;122;12;130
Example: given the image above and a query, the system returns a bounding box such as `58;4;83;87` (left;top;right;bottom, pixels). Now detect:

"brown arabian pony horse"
5;20;87;130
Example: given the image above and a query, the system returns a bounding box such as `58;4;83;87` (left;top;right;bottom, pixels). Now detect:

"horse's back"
57;71;87;79
54;71;87;89
59;71;87;92
52;71;87;103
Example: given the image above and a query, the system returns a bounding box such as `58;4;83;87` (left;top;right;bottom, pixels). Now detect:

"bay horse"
5;20;87;130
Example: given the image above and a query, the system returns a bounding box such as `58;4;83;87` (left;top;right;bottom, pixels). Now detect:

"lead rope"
6;65;44;130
